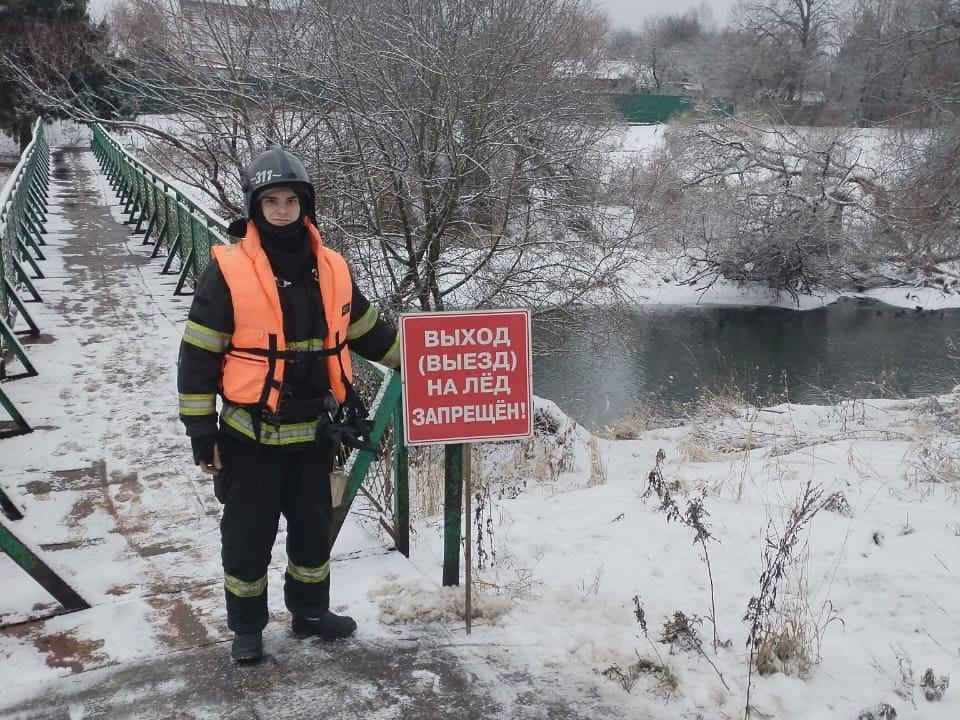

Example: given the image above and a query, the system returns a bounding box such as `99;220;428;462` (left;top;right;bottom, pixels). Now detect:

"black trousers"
216;434;335;634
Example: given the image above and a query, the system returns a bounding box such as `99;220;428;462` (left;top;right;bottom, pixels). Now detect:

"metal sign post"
442;444;463;587
464;442;472;634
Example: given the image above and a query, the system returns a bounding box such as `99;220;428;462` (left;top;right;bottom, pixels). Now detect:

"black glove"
315;415;380;456
191;435;216;466
337;418;379;454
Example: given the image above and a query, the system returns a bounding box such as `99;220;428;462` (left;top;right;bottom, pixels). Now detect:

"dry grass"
750;545;843;686
744;481;825;715
406;414;578;522
902;436;960;486
600;654;679;696
753;575;843;682
911;394;960;435
410;446;445;520
608;411;652;440
588;435;608;486
754;617;813;678
692;381;750;422
471;559;543;601
660;611;703;652
687;421;761;455
678;429;721;462
527;441;561;482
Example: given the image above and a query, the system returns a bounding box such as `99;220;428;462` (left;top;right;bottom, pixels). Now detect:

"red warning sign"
400;309;533;445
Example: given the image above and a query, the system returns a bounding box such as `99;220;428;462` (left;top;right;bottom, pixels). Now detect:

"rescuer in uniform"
177;147;400;663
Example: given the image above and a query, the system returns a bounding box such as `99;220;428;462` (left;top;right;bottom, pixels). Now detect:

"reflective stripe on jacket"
211;218;354;412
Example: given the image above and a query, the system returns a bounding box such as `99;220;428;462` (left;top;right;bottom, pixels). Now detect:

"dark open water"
532;298;960;427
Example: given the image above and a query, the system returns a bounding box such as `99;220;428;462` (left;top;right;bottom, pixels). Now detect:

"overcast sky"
599;0;739;29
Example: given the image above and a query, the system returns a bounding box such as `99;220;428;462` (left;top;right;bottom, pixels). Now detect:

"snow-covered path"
0;148;631;718
1;147;221;628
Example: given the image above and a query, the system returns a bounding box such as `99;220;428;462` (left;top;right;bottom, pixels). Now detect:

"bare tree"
833;0;960;123
828;0;960;286
645;115;884;298
13;0;647;314
0;0;122;149
104;0;331;213
732;0;841;103
2;0;307;210
279;0;639;312
606;6;709;92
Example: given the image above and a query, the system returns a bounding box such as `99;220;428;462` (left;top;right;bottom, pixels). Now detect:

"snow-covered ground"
422;394;960;719
0;147;444;710
1;142;958;719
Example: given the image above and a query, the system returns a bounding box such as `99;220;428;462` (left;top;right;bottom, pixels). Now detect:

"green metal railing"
91;124;228;294
0;120;87;619
0;118;48;437
332;360;407;555
89;125;409;553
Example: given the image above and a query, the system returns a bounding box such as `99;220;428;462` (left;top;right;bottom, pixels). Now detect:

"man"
177;147;400;663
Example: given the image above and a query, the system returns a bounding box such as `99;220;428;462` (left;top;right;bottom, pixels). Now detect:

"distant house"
177;0;282;75
588;60;711;97
589;60;655;94
797;90;827;104
662;80;704;95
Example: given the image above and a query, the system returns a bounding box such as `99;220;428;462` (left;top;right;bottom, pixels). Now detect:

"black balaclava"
250;188;313;280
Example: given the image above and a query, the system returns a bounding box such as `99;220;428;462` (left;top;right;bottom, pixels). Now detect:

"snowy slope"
412;396;960;719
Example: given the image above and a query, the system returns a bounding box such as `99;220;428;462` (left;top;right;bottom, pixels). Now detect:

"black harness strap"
249;333;283;443
227;333;355;441
228;333;366;443
227;339;348;360
333;331;371;420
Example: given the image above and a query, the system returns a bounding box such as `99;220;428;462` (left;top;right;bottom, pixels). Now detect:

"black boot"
231;632;264;663
292;611;357;639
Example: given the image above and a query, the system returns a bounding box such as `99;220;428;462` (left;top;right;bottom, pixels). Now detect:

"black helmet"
242;146;316;220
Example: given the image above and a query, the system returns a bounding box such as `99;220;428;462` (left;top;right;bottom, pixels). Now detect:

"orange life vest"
211;218;354;412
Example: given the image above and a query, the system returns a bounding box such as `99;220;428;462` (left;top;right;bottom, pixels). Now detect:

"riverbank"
638;276;960;311
623;250;960;312
610;122;960;314
401;393;960;720
96;116;960;316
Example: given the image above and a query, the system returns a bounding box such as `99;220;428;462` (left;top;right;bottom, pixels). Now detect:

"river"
532;298;960;428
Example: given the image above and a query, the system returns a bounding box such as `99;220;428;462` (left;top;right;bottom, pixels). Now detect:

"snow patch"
368;574;512;624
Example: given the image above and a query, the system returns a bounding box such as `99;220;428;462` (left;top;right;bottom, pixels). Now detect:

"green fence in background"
0;118;48;437
89;124;408;554
609;93;735;125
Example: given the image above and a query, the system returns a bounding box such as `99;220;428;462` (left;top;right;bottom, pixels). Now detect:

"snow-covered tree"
52;0;643;314
647;118;871;297
298;0;630;311
730;0;841;103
